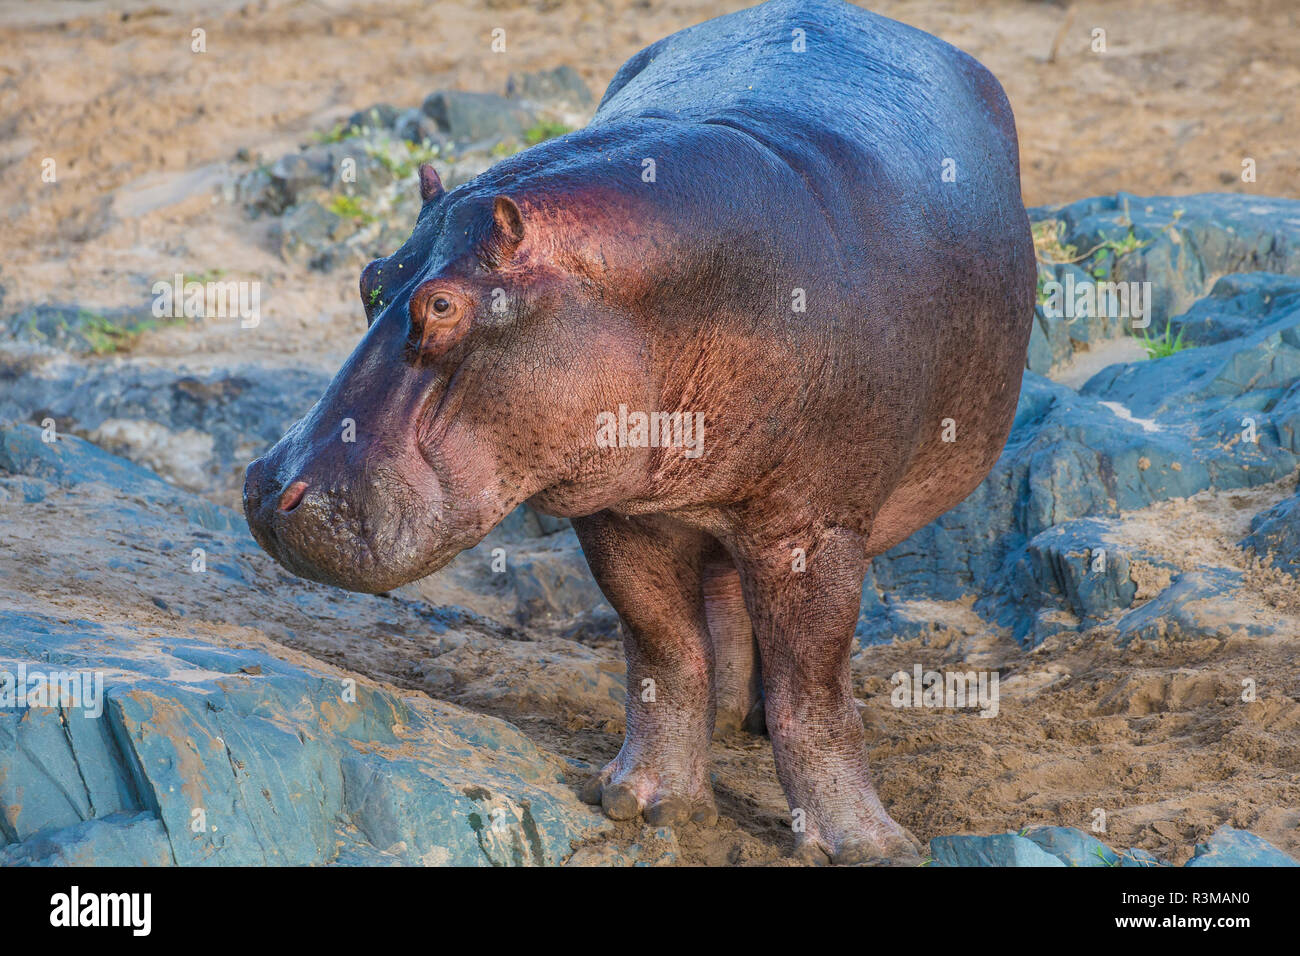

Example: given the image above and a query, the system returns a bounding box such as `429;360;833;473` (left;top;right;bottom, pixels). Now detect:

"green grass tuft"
1138;321;1189;359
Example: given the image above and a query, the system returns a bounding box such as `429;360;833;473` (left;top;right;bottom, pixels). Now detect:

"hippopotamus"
244;0;1034;863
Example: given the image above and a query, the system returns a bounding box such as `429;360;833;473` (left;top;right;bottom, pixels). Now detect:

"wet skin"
244;0;1035;863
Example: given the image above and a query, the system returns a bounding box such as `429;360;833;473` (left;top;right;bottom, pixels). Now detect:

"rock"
1115;569;1269;644
1030;193;1300;332
0;812;173;867
863;237;1300;644
4;304;164;355
506;65;594;109
0;619;604;865
0;421;171;493
0;364;331;497
929;826;1294;866
503;530;615;633
1030;261;1131;374
346;102;403;132
929;833;1065;866
1016;519;1169;624
1241;489;1300;575
259;142;392;214
278;200;356;264
392;107;444;146
232;164;274;211
442;154;496;190
1022;826;1121;866
420;90;532;145
1185;826;1298;866
1274;381;1300;454
1167;272;1300;345
265;149;334;214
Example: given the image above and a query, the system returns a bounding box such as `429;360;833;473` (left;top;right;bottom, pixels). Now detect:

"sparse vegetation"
523;119;572;146
59;310;185;355
327;194;376;223
1138;320;1189;359
364;137;443;181
1032;219;1079;265
311;121;358;145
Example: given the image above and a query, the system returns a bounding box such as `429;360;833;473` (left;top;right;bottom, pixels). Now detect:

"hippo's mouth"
244;452;451;595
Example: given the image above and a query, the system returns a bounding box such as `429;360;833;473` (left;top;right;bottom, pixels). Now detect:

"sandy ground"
1;0;1298;864
2;463;1296;865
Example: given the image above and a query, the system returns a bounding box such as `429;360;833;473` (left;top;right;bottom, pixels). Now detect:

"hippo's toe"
579;763;717;829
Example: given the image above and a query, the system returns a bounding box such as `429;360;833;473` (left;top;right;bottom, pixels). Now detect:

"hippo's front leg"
572;511;719;827
735;525;922;865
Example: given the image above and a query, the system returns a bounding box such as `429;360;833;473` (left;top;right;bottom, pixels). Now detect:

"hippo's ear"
481;195;525;267
418;163;444;203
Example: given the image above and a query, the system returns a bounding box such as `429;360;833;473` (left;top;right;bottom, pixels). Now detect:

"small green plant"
79;312;134;355
1035;221;1152;270
327;194;376;223
1032;220;1079;264
1035;268;1054;306
364;137;443;181
311;122;358;145
71;311;185;355
523;120;572;146
367;285;383;307
1138;321;1188;359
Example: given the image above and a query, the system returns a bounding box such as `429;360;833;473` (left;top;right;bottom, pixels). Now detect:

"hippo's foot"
580;751;718;827
791;803;924;866
714;696;766;737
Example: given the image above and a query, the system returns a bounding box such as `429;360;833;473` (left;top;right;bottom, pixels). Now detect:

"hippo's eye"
433;297;451;314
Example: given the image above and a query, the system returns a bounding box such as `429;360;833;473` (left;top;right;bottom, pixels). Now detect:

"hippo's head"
243;163;650;592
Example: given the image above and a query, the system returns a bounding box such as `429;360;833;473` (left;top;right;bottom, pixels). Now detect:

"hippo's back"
596;0;1023;211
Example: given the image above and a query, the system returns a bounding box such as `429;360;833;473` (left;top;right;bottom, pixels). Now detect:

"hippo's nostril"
278;480;309;513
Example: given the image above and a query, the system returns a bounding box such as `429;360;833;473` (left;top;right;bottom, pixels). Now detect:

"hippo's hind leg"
703;545;765;737
735;524;922;864
572;511;719;827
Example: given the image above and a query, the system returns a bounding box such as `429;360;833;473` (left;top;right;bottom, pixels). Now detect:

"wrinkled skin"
245;0;1034;864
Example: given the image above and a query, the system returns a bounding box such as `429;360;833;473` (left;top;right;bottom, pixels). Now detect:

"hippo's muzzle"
242;427;448;594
